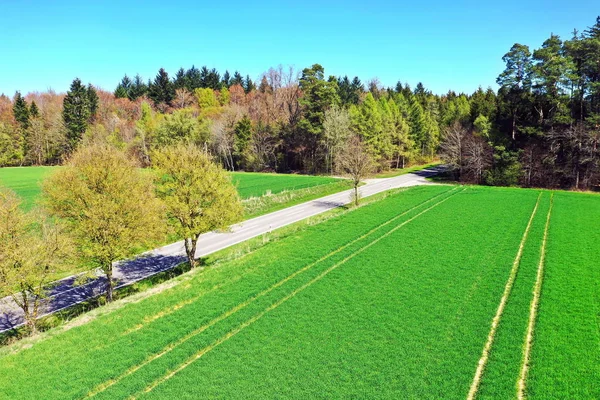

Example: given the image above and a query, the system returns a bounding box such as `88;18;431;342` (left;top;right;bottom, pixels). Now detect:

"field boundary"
517;193;554;399
131;188;464;398
466;192;542;400
84;186;460;398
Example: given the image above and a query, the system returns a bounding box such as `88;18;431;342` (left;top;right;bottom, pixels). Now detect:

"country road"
0;167;443;333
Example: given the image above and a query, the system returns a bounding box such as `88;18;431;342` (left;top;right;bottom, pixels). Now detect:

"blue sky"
0;0;597;96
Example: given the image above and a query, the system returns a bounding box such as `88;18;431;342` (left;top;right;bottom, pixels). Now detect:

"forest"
1;16;599;190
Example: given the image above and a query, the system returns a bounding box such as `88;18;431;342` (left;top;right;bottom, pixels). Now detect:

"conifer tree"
29;101;39;118
130;74;148;100
244;75;255;93
222;70;231;88
87;84;99;122
13;91;30;130
148;68;174;106
62;78;91;150
185;66;202;91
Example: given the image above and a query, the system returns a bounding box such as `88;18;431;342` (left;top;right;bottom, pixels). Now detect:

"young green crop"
0;166;342;210
0;185;453;399
526;192;600;398
0;186;597;399
476;193;552;399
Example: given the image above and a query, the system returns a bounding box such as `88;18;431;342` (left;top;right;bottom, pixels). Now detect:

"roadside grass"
373;161;440;178
0;166;349;289
241;179;353;219
0;184;416;346
0;185;550;399
526;192;600;398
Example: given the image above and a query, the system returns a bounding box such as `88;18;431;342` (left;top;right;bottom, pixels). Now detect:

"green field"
1;185;597;398
0;167;343;211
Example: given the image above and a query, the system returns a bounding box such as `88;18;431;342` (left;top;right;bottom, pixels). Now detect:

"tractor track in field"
84;186;461;399
129;188;464;398
0;167;444;334
517;193;554;400
467;192;543;400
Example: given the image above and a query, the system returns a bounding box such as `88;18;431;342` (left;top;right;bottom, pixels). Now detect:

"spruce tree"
185;66;202;91
199;66;210;88
116;75;132;98
232;71;244;86
114;85;128;99
87;84;99;122
243;75;255;94
222;70;231;88
13;91;30;130
148;68;174;106
63;78;91;150
29;100;40;118
173;68;187;89
130;74;148;100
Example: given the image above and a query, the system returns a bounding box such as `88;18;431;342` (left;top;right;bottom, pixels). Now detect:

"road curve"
0;167;442;333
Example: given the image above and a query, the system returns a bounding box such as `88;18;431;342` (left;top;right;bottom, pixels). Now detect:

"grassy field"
373;161;440;178
1;184;595;398
0;167;345;212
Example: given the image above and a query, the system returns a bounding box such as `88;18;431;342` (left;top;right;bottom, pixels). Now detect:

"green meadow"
0;185;596;399
0;166;345;212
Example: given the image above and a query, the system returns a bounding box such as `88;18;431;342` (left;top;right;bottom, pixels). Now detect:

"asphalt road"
0;167;442;333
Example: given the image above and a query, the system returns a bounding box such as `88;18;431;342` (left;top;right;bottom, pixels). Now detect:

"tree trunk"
105;265;114;302
512;112;517;141
354;184;359;206
185;237;198;268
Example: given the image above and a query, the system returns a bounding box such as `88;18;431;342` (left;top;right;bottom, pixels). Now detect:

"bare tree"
440;122;469;179
173;88;195;109
463;135;492;183
337;135;374;206
323;105;351;174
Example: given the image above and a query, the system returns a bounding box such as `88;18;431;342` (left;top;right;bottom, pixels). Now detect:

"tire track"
466;192;543;400
131;188;463;398
84;186;459;399
517;192;554;399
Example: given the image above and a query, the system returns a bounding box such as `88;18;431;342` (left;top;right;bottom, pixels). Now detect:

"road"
0;167;442;333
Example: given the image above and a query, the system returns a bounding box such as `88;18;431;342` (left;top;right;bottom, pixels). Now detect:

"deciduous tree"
42;144;165;302
0;189;72;334
152;145;243;268
337;135;373;206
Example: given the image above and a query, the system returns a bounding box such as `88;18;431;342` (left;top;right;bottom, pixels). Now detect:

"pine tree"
185;66;202;91
29;101;40;118
115;75;132;98
13;91;30;130
114;85;128;99
173;68;187;89
232;71;244;87
222;70;231;88
243;75;255;94
200;66;210;88
409;97;427;153
148;68;174;106
207;68;221;90
130;74;148;100
87;84;99;122
63;78;91;150
349;93;388;163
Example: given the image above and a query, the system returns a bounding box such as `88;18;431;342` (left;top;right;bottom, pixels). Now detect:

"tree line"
0;143;243;335
1;16;599;190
